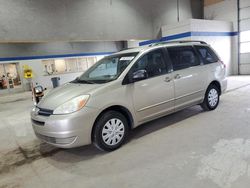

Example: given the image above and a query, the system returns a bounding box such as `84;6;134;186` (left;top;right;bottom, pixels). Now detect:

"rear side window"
195;46;219;64
167;46;199;71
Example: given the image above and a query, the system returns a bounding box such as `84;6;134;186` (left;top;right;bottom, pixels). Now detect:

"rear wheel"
93;111;129;151
201;84;220;111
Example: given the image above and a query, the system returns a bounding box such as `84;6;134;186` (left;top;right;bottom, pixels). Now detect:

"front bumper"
31;106;98;148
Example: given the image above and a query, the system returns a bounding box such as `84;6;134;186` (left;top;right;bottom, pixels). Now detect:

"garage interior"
1;0;250;188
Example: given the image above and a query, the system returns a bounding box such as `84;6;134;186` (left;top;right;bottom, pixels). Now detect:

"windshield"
72;52;138;84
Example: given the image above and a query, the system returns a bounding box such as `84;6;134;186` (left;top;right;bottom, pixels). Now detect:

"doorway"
0;63;22;94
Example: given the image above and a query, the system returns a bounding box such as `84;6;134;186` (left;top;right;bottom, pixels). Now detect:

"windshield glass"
72;52;138;84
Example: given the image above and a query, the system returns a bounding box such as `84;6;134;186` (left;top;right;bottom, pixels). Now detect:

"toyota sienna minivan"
31;41;227;151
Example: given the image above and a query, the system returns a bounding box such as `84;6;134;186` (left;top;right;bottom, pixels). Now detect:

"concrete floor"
1;76;250;188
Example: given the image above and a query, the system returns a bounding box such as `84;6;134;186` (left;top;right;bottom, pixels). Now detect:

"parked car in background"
31;41;227;151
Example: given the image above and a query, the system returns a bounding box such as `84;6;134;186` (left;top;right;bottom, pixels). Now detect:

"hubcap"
102;118;125;146
208;88;218;107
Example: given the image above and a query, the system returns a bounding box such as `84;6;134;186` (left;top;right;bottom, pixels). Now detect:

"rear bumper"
31;106;99;148
221;78;227;94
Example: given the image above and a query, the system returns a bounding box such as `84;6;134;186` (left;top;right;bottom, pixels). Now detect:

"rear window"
195;46;219;64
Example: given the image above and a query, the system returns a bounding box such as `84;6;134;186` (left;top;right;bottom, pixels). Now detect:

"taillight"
220;61;226;68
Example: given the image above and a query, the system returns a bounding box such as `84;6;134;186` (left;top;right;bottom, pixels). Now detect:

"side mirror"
132;69;148;82
34;85;44;94
122;69;148;85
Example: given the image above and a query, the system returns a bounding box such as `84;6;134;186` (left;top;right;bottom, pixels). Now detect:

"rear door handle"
174;74;181;79
164;77;172;82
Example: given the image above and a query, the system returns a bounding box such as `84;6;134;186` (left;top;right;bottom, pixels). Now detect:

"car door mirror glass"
132;69;148;82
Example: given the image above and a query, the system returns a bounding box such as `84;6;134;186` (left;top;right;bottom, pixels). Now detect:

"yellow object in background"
23;65;33;79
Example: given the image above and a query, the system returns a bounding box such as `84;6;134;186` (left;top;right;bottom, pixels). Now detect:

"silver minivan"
31;41;227;151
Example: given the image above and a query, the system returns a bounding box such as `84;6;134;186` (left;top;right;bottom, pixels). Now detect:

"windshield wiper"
71;78;95;84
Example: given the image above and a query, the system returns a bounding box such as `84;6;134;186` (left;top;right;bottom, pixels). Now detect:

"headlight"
32;106;38;112
53;95;90;115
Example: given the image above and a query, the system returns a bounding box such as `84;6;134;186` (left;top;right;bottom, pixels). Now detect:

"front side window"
195;46;219;64
73;52;138;84
167;46;199;71
132;49;167;79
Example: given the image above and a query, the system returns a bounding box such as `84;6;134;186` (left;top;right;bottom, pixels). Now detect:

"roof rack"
118;47;136;52
148;40;207;47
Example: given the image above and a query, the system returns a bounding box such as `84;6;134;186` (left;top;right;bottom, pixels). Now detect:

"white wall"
126;40;143;48
0;41;122;92
161;20;191;38
204;0;238;30
0;0;203;42
152;0;203;38
239;0;250;74
0;41;122;58
21;59;83;89
191;19;233;75
204;0;239;75
0;0;153;42
1;56;103;91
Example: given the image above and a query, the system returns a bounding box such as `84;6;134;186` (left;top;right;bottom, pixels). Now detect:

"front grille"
38;108;53;116
31;119;45;126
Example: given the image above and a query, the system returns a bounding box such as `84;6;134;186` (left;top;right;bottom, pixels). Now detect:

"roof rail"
118;47;136;52
148;40;207;47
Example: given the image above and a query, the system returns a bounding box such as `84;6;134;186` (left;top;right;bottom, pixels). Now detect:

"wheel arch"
208;80;221;95
91;105;134;142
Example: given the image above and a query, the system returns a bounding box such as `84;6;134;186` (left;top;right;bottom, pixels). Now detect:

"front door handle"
164;77;172;82
174;74;181;79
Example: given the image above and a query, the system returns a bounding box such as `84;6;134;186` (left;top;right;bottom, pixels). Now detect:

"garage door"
239;0;250;74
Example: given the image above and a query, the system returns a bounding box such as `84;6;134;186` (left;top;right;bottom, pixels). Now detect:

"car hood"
37;83;99;110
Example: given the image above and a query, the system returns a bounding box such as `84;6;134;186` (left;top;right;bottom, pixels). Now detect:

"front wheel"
201;85;220;111
93;111;129;151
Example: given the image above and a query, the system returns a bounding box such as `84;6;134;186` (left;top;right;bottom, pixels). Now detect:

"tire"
201;84;220;111
93;111;129;151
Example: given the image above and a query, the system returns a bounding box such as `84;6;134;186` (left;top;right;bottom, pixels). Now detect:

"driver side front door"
128;48;175;124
